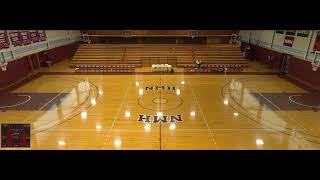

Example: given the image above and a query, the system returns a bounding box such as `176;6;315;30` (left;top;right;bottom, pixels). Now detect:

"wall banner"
313;31;320;52
0;30;10;49
9;31;23;47
38;30;47;41
29;30;40;43
20;31;32;45
284;36;294;47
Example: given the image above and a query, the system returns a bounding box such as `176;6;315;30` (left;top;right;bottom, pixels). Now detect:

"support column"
271;30;276;49
28;55;34;71
305;30;314;60
36;53;41;68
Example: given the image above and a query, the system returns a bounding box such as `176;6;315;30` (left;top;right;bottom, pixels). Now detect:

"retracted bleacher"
70;44;248;73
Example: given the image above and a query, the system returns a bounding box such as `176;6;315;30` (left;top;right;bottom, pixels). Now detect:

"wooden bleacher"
71;44;248;72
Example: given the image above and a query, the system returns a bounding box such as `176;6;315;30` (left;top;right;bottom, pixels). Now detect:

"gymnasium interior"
0;30;320;150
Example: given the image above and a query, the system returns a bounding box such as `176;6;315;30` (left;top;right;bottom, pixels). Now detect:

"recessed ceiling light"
136;82;139;86
91;99;96;106
58;140;65;146
144;123;151;132
139;89;143;95
233;112;239;116
190;111;196;116
256;139;264;145
98;90;103;95
96;124;102;130
181;81;185;85
169;124;176;130
176;89;181;95
81;111;87;119
114;138;122;148
224;99;229;105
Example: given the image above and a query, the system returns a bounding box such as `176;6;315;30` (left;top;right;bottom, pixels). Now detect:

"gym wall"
239;30;320;91
0;30;81;87
0;30;81;62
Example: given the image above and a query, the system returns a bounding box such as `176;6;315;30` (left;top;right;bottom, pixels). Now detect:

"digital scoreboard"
1;124;30;148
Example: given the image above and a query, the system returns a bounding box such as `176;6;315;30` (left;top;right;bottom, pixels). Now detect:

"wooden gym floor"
0;60;320;150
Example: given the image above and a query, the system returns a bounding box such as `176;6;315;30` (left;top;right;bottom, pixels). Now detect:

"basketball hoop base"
0;62;8;71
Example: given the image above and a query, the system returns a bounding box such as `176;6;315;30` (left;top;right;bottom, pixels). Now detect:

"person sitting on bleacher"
195;58;202;69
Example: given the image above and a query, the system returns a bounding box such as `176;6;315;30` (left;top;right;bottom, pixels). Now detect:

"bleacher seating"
71;44;248;72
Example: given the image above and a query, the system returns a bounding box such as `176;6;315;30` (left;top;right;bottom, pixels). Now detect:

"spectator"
195;58;202;69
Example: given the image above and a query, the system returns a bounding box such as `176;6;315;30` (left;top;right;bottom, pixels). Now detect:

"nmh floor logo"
138;114;183;123
144;86;176;91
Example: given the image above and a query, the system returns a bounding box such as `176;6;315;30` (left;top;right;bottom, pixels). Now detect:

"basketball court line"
105;80;132;141
188;80;218;148
288;95;320;109
38;128;275;132
22;87;69;123
159;73;162;150
31;82;99;135
0;95;31;109
222;77;320;145
256;91;310;148
257;92;307;129
15;77;99;133
257;92;282;110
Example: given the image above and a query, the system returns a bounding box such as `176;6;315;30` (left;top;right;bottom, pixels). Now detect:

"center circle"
152;98;168;104
138;92;183;111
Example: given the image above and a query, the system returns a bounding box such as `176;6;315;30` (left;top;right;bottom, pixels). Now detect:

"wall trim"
242;39;313;62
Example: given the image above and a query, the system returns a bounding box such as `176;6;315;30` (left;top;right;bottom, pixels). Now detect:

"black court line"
221;77;320;145
159;72;162;150
0;71;280;96
42;71;280;76
279;75;320;94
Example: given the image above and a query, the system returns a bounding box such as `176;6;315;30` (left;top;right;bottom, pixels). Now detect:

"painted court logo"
145;86;176;91
138;114;183;123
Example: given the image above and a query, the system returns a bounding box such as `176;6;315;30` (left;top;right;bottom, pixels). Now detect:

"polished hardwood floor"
0;60;319;150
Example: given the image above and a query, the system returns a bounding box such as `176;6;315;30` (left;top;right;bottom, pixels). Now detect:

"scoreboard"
1;124;30;148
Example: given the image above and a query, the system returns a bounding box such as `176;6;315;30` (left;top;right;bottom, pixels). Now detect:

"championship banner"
20;31;32;45
285;30;296;36
0;30;10;49
38;30;47;41
284;36;294;47
29;30;39;43
313;31;320;52
9;30;22;47
297;30;309;37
